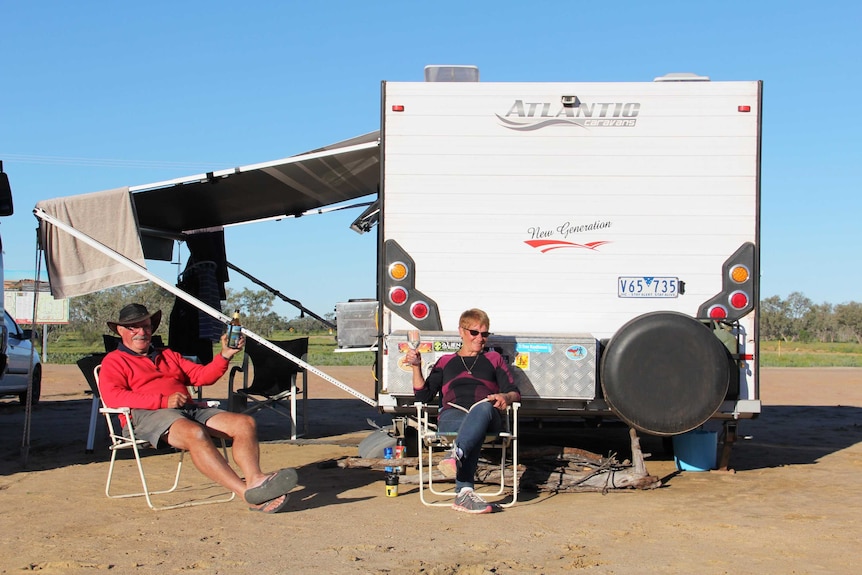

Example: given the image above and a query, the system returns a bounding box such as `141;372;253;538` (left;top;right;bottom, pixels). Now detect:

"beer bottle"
227;309;242;349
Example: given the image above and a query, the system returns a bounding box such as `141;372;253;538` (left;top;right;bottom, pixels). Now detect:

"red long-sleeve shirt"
99;346;230;425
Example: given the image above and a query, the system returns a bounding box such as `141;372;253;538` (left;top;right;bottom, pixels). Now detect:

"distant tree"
805;303;837;343
785;292;813;340
55;283;173;345
760;295;793;341
835;302;862;344
223;287;289;337
285;314;331;334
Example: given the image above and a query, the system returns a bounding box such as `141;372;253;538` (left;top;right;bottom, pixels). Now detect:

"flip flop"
248;493;290;514
244;468;299;505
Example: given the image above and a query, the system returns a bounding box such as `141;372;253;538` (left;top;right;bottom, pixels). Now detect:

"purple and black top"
414;351;520;412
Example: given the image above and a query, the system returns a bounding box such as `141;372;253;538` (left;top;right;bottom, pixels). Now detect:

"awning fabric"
35;131;380;297
134;131;380;237
36;187;147;299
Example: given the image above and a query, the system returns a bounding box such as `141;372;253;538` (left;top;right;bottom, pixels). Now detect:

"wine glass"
407;329;421;366
407;329;420;350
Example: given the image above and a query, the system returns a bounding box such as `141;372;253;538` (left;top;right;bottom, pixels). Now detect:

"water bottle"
394;437;406;474
383;446;394;473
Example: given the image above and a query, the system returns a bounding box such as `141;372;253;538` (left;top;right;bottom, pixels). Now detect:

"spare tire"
600;311;730;436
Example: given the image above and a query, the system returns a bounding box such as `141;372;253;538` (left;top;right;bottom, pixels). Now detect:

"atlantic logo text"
497;100;640;131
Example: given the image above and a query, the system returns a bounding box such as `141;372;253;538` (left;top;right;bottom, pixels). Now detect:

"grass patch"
760;341;862;367
42;335;862;369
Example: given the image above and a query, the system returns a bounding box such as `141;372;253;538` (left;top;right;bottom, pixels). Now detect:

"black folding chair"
227;338;309;439
77;353;108;453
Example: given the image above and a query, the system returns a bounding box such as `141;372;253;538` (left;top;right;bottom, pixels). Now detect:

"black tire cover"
601;311;730;436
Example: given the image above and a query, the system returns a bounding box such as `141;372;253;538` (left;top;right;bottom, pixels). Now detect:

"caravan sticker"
565;345;589;361
525;220;612;253
497;100;640;131
525;239;610;253
516;342;552;354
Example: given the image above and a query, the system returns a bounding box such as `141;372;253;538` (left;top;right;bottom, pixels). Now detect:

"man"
99;303;297;513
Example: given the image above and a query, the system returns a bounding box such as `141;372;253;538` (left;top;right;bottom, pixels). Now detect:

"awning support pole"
32;207;377;407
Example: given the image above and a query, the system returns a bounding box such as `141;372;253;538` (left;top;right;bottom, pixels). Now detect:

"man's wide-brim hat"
107;303;162;334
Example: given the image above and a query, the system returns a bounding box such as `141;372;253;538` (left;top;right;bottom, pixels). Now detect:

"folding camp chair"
95;365;236;510
77;353;107;453
415;401;520;508
227;337;308;440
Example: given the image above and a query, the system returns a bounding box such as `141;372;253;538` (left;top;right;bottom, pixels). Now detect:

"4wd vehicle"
0;310;42;405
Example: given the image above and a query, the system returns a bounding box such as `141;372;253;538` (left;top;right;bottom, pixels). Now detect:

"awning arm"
33;207;377;407
226;261;336;330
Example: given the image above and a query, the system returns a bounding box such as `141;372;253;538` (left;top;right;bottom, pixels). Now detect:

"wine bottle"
226;309;242;348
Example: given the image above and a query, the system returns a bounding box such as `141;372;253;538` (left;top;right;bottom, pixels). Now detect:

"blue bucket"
673;430;718;472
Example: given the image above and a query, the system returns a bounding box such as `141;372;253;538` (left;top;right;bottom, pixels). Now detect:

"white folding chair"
95;365;236;510
415;401;520;508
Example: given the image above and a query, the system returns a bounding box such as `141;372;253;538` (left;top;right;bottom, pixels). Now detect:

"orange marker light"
389;262;408;281
730;265;750;284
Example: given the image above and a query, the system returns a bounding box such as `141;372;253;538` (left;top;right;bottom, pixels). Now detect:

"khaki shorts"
125;406;223;448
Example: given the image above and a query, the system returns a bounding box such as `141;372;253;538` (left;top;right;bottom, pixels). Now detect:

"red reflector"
729;291;749;309
389;287;408;305
738;105;751;112
708;305;728;319
392;105;405;112
410;301;429;320
741;353;754;360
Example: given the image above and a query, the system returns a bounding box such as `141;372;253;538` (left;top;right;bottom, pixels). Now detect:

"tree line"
761;292;862;343
40;284;862;346
45;283;334;346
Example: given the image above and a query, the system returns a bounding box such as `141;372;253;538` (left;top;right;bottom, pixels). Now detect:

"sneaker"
452;488;492;514
437;446;462;478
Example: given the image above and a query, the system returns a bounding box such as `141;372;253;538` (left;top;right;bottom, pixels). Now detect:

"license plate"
618;276;679;298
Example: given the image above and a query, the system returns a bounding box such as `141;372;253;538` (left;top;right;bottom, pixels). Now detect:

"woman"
407;308;520;514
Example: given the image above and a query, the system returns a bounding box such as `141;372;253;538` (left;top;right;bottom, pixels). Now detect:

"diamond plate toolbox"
384;332;596;400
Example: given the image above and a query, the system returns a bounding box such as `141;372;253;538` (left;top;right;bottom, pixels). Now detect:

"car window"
4;311;21;338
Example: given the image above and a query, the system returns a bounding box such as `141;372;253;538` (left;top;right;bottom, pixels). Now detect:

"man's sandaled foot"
244;468;299;505
248;493;289;513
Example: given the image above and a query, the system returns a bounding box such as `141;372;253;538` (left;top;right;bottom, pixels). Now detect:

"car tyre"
18;364;41;406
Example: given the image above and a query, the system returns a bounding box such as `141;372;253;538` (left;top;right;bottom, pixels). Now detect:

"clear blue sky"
1;1;859;319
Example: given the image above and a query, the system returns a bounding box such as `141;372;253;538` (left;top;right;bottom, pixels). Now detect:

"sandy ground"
1;364;861;575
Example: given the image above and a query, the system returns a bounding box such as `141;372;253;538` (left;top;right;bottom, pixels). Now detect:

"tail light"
698;243;756;321
384;240;443;330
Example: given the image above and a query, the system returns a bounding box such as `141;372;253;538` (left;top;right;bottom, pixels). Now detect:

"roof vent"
654;72;711;82
424;65;480;82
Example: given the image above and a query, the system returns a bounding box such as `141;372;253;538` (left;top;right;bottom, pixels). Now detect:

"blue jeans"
437;401;502;492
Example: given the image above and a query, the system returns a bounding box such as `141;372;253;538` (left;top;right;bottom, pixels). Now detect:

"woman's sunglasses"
462;328;491;338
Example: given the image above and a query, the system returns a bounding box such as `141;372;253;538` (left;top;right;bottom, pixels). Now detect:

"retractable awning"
133;130;380;239
35;131;381;296
32;131;382;408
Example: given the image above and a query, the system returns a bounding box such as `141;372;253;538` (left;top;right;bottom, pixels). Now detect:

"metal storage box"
335;300;378;348
384;331;597;400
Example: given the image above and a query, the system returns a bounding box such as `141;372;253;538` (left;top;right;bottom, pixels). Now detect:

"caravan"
33;67;761;460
